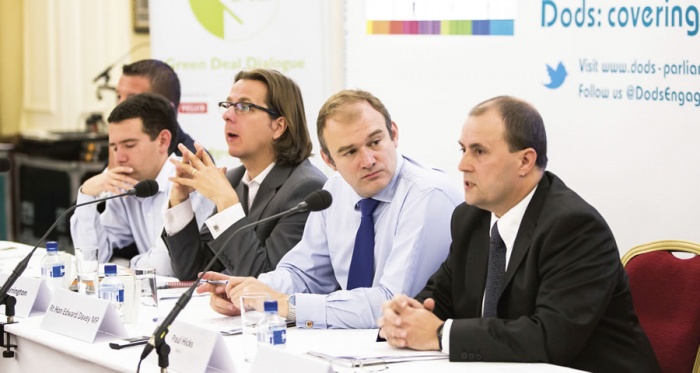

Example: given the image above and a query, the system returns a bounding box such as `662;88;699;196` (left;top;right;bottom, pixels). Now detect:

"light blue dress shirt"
70;157;215;276
258;154;462;329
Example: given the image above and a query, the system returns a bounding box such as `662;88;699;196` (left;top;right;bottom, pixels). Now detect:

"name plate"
39;288;128;342
149;320;235;372
0;273;51;318
252;343;333;373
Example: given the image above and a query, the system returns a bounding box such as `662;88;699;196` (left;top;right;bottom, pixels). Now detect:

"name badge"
0;273;51;318
149;320;235;372
39;288;127;343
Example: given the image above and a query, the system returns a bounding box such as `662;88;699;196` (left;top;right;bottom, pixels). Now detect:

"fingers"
201;271;232;281
423;298;436;312
194;142;215;167
209;292;239;316
196;272;232;294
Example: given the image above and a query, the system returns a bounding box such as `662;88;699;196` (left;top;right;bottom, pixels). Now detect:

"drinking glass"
74;246;99;296
134;267;158;324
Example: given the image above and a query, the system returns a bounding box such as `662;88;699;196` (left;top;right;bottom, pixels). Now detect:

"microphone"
0;158;10;173
92;64;113;83
0;179;159;303
139;189;333;362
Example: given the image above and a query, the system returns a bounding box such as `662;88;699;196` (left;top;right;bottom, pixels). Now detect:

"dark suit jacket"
416;171;660;373
163;159;326;280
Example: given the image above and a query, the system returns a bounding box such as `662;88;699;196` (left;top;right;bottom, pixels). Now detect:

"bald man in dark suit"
378;96;660;373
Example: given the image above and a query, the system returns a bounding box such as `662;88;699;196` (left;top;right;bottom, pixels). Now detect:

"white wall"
151;0;700;255
345;0;700;254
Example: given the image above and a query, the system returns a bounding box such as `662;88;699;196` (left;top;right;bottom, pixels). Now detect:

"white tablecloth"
0;241;583;373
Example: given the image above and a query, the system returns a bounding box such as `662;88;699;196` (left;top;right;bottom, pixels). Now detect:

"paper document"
307;347;447;367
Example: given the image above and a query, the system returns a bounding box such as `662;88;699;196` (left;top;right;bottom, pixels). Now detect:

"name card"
149;320;235;372
252;343;333;373
0;273;51;318
39;288;128;342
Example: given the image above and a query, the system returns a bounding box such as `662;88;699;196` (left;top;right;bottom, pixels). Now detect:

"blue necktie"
483;222;506;318
347;198;380;290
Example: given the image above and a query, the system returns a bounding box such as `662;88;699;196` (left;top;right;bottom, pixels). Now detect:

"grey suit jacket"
163;159;327;280
417;172;659;372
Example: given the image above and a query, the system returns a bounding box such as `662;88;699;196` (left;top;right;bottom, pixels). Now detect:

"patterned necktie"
347;198;380;290
483;222;506;318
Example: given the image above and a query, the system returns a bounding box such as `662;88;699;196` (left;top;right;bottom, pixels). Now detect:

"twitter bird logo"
544;62;567;89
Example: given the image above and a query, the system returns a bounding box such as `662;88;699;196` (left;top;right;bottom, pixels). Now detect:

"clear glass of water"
240;293;269;362
74;246;99;296
134;267;158;324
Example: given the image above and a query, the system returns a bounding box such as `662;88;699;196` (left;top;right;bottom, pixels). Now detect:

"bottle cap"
104;264;117;275
264;300;278;312
46;241;58;252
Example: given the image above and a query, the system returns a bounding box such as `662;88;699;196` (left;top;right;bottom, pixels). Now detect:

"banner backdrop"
346;0;700;253
149;0;336;172
151;0;700;254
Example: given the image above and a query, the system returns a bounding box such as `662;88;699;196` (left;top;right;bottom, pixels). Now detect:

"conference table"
0;242;583;372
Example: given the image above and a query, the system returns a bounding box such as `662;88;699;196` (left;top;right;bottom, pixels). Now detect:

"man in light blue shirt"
201;90;461;328
70;93;214;276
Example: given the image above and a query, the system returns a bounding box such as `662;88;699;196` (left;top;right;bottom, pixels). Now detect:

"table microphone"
138;189;333;364
0;179;159;302
0;158;10;173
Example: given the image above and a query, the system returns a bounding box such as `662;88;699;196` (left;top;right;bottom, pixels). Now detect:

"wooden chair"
622;240;700;373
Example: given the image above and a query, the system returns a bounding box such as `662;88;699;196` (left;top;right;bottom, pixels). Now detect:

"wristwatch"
287;294;296;322
436;322;445;351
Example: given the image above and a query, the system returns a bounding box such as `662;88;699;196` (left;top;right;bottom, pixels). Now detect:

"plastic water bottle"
99;264;124;321
257;300;287;347
40;241;65;291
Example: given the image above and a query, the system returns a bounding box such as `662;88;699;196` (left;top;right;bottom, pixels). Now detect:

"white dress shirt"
259;154;463;329
70;156;215;276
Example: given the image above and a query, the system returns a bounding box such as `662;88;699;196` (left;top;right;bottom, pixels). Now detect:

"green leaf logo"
189;0;279;40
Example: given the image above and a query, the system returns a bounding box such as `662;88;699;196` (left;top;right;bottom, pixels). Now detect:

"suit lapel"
503;172;552;288
465;213;491;316
246;163;294;221
235;183;249;215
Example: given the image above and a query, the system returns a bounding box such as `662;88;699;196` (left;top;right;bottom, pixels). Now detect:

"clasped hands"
377;295;444;351
169;143;238;211
196;271;290;318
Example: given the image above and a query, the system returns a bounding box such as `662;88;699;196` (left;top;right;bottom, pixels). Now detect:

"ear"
390;121;399;147
518;148;537;176
271;117;287;140
158;129;172;153
320;149;336;170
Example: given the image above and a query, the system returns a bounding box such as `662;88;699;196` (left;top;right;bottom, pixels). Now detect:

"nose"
222;106;236;123
458;152;473;173
358;147;376;169
114;147;129;165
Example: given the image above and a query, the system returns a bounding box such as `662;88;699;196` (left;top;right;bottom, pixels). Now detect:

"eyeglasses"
218;101;280;117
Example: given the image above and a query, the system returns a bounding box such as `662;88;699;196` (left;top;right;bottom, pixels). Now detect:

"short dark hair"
316;89;393;159
470;96;548;169
108;93;179;154
234;69;312;166
122;59;181;109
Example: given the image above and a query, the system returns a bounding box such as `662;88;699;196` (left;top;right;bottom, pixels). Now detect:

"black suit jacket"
416;172;660;372
163;159;326;280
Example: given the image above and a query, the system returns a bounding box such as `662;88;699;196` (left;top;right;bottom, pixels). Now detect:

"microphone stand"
140;205;310;372
0;189;145;358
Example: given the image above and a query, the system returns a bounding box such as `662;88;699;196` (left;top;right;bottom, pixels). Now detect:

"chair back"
622;240;700;373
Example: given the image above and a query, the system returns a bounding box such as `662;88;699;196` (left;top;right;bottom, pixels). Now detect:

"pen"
198;279;229;285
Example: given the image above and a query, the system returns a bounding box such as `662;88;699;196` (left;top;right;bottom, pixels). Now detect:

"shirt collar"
490;185;538;252
352;153;405;208
152;155;177;194
242;162;276;187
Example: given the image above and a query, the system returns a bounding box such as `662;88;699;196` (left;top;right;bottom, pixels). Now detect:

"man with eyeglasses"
161;69;327;280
